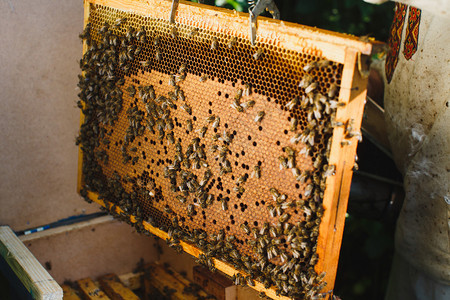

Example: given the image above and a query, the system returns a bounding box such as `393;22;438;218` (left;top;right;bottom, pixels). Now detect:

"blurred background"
201;1;400;299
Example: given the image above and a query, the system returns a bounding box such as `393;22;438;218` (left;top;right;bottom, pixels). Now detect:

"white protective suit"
364;1;450;299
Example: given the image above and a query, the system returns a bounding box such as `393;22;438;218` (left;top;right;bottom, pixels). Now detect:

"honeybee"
228;37;237;49
199;74;208;82
189;27;199;37
285;97;299;110
241;100;255;110
328;83;339;98
167;131;175;144
212;116;220;128
140;60;151;68
254;111;265;122
240;223;250;234
341;140;352;146
231;100;243;112
197;126;208;138
282;146;294;157
171;26;178;38
318;59;331;68
251;165;261;178
305;82;318;94
181;103;192;114
253;48;264;60
206;115;216;123
233;186;245;194
304;184;314;197
153;35;160;46
221;198;228;211
323;164;336;177
303;60;318;72
290;118;298;131
211;37;218;50
291;167;300;177
297;170;310;183
299;74;313;88
279;213;290;223
127;85;136;97
187;204;195;216
114;17;127;27
155;49;162;61
278;156;288;170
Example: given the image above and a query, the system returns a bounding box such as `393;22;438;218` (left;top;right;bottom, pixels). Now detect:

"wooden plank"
84;0;375;64
315;49;368;294
19;216;114;243
141;276;164;300
0;226;63;300
145;263;199;300
193;265;234;300
77;278;111;300
118;271;143;291
98;273;140;300
62;284;82;300
164;265;213;299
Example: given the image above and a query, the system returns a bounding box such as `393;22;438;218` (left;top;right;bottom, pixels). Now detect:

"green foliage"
334;214;395;300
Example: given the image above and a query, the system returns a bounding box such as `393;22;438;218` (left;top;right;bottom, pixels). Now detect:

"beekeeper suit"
364;0;449;299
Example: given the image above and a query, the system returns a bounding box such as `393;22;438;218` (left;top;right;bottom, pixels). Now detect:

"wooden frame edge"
85;0;373;63
84;190;292;300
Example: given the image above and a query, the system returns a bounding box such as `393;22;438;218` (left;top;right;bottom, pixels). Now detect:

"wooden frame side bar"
315;49;368;292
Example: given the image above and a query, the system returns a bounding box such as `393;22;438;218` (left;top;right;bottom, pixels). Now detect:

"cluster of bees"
76;8;352;299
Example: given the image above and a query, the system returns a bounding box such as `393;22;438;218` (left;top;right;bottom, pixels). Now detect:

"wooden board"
77;278;111;300
193;265;235;300
98;273;140;300
0;226;63;300
77;0;372;298
62;284;82;300
145;263;200;300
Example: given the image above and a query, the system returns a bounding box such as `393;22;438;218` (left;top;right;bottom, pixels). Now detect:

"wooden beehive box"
77;0;376;298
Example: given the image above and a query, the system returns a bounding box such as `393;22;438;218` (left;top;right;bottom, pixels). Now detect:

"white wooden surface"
0;226;63;300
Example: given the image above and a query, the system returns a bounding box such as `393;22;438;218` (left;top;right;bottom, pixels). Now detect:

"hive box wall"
0;0;98;231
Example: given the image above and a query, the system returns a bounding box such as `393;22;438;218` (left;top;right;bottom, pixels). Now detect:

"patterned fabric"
385;3;408;83
403;7;422;60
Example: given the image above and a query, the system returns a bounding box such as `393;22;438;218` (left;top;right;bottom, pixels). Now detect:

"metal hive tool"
77;0;375;299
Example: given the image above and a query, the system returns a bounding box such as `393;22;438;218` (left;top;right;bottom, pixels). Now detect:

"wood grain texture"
85;0;376;63
98;273;140;300
77;278;111;299
0;226;63;300
62;284;82;300
22;217;159;284
315;50;369;291
193;265;234;300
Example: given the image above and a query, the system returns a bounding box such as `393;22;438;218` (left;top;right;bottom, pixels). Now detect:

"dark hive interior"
77;3;346;299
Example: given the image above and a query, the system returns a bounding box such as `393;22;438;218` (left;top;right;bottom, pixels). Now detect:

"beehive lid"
77;0;373;299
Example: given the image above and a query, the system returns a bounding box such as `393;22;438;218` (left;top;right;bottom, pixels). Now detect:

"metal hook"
249;0;280;45
169;0;179;24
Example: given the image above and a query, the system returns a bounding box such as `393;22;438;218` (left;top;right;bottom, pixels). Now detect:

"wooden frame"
0;226;63;300
77;0;372;298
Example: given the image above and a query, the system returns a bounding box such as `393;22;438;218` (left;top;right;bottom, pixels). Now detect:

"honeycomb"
77;2;366;299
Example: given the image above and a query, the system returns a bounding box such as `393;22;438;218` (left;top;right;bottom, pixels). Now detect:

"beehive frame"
77;0;374;299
